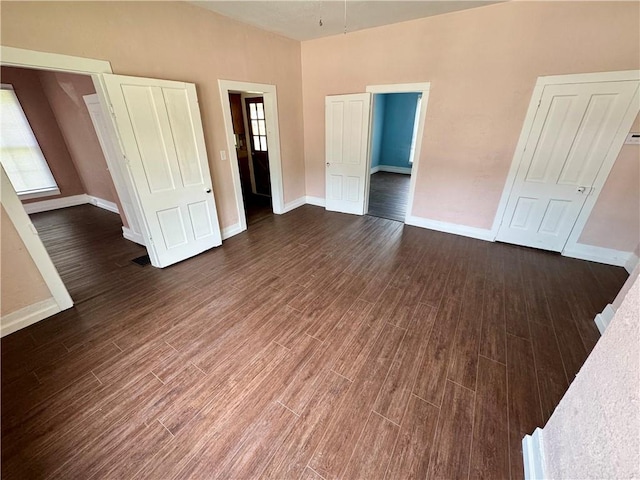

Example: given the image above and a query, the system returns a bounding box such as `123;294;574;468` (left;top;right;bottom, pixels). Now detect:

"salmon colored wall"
0;206;52;316
579;114;640;252
301;1;640;248
1;1;305;230
37;70;127;223
0;66;85;200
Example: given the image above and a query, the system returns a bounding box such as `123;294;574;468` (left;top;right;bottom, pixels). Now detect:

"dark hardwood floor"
245;193;273;226
368;171;411;222
1;204;627;479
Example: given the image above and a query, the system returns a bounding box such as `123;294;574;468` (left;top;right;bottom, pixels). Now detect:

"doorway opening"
367;92;422;222
219;80;285;234
228;92;273;226
0;65;145;306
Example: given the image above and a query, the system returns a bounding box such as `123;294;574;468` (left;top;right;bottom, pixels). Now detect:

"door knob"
205;188;212;193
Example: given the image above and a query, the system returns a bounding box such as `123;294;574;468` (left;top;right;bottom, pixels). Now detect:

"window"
248;100;268;152
0;85;59;198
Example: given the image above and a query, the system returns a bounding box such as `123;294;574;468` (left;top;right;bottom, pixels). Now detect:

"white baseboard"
522;427;546;480
305;196;326;207
405;215;495;242
625;252;639;274
370;165;412;175
122;227;145;246
222;222;244;240
22;194;120;216
87;195;119;214
282;196;306;213
1;298;61;337
23;194;89;214
562;243;632;268
594;303;616;335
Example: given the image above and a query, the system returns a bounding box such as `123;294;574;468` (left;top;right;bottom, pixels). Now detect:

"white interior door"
496;80;639;251
83;94;144;245
102;74;221;268
325;93;371;215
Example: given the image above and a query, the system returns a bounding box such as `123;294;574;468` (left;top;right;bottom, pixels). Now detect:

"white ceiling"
190;1;502;41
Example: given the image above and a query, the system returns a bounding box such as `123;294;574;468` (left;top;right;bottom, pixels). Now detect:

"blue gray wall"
370;92;420;170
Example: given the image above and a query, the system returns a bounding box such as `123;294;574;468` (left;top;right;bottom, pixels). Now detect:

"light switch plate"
220;150;227;161
625;133;640;145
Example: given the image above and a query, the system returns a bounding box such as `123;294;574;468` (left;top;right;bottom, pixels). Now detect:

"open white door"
496;80;639;251
102;74;221;268
325;93;372;215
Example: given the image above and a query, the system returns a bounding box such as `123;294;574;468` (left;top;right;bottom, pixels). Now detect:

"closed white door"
325;93;372;215
496;80;639;251
102;74;221;268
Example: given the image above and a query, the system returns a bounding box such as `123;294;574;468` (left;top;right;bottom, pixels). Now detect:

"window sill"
18;188;61;201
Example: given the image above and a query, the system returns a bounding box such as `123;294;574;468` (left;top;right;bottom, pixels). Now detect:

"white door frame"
491;70;640;256
218;80;285;233
0;45;146;246
1;165;73;336
365;82;431;222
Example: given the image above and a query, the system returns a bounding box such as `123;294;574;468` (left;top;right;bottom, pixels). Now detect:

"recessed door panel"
157;207;188;249
121;85;175;193
188;201;214;240
163;87;204;187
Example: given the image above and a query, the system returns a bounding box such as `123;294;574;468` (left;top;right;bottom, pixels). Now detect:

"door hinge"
537;99;541;108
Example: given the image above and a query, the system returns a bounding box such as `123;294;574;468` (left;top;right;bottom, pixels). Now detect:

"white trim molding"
122;227;145;246
625;251;639;274
522;428;546;480
87;195;119;214
1;298;61;338
370;165;412;175
282;196;306;213
22;194;121;215
222;222;244;240
561;243;633;268
405;215;495;242
23;194;89;214
305;196;326;208
1;46;112;74
594;304;616;335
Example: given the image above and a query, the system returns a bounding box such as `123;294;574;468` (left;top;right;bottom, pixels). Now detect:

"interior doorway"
219;80;285;234
228;92;273;226
367;92;422;222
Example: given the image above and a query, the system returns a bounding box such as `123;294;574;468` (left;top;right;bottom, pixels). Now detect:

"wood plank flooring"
367;172;410;222
1;204;627;479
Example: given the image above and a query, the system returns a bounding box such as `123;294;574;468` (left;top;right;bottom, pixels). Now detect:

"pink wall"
541;272;639;478
37;70;126;222
0;206;52;317
1;66;85;200
301;1;640;247
1;1;305;230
